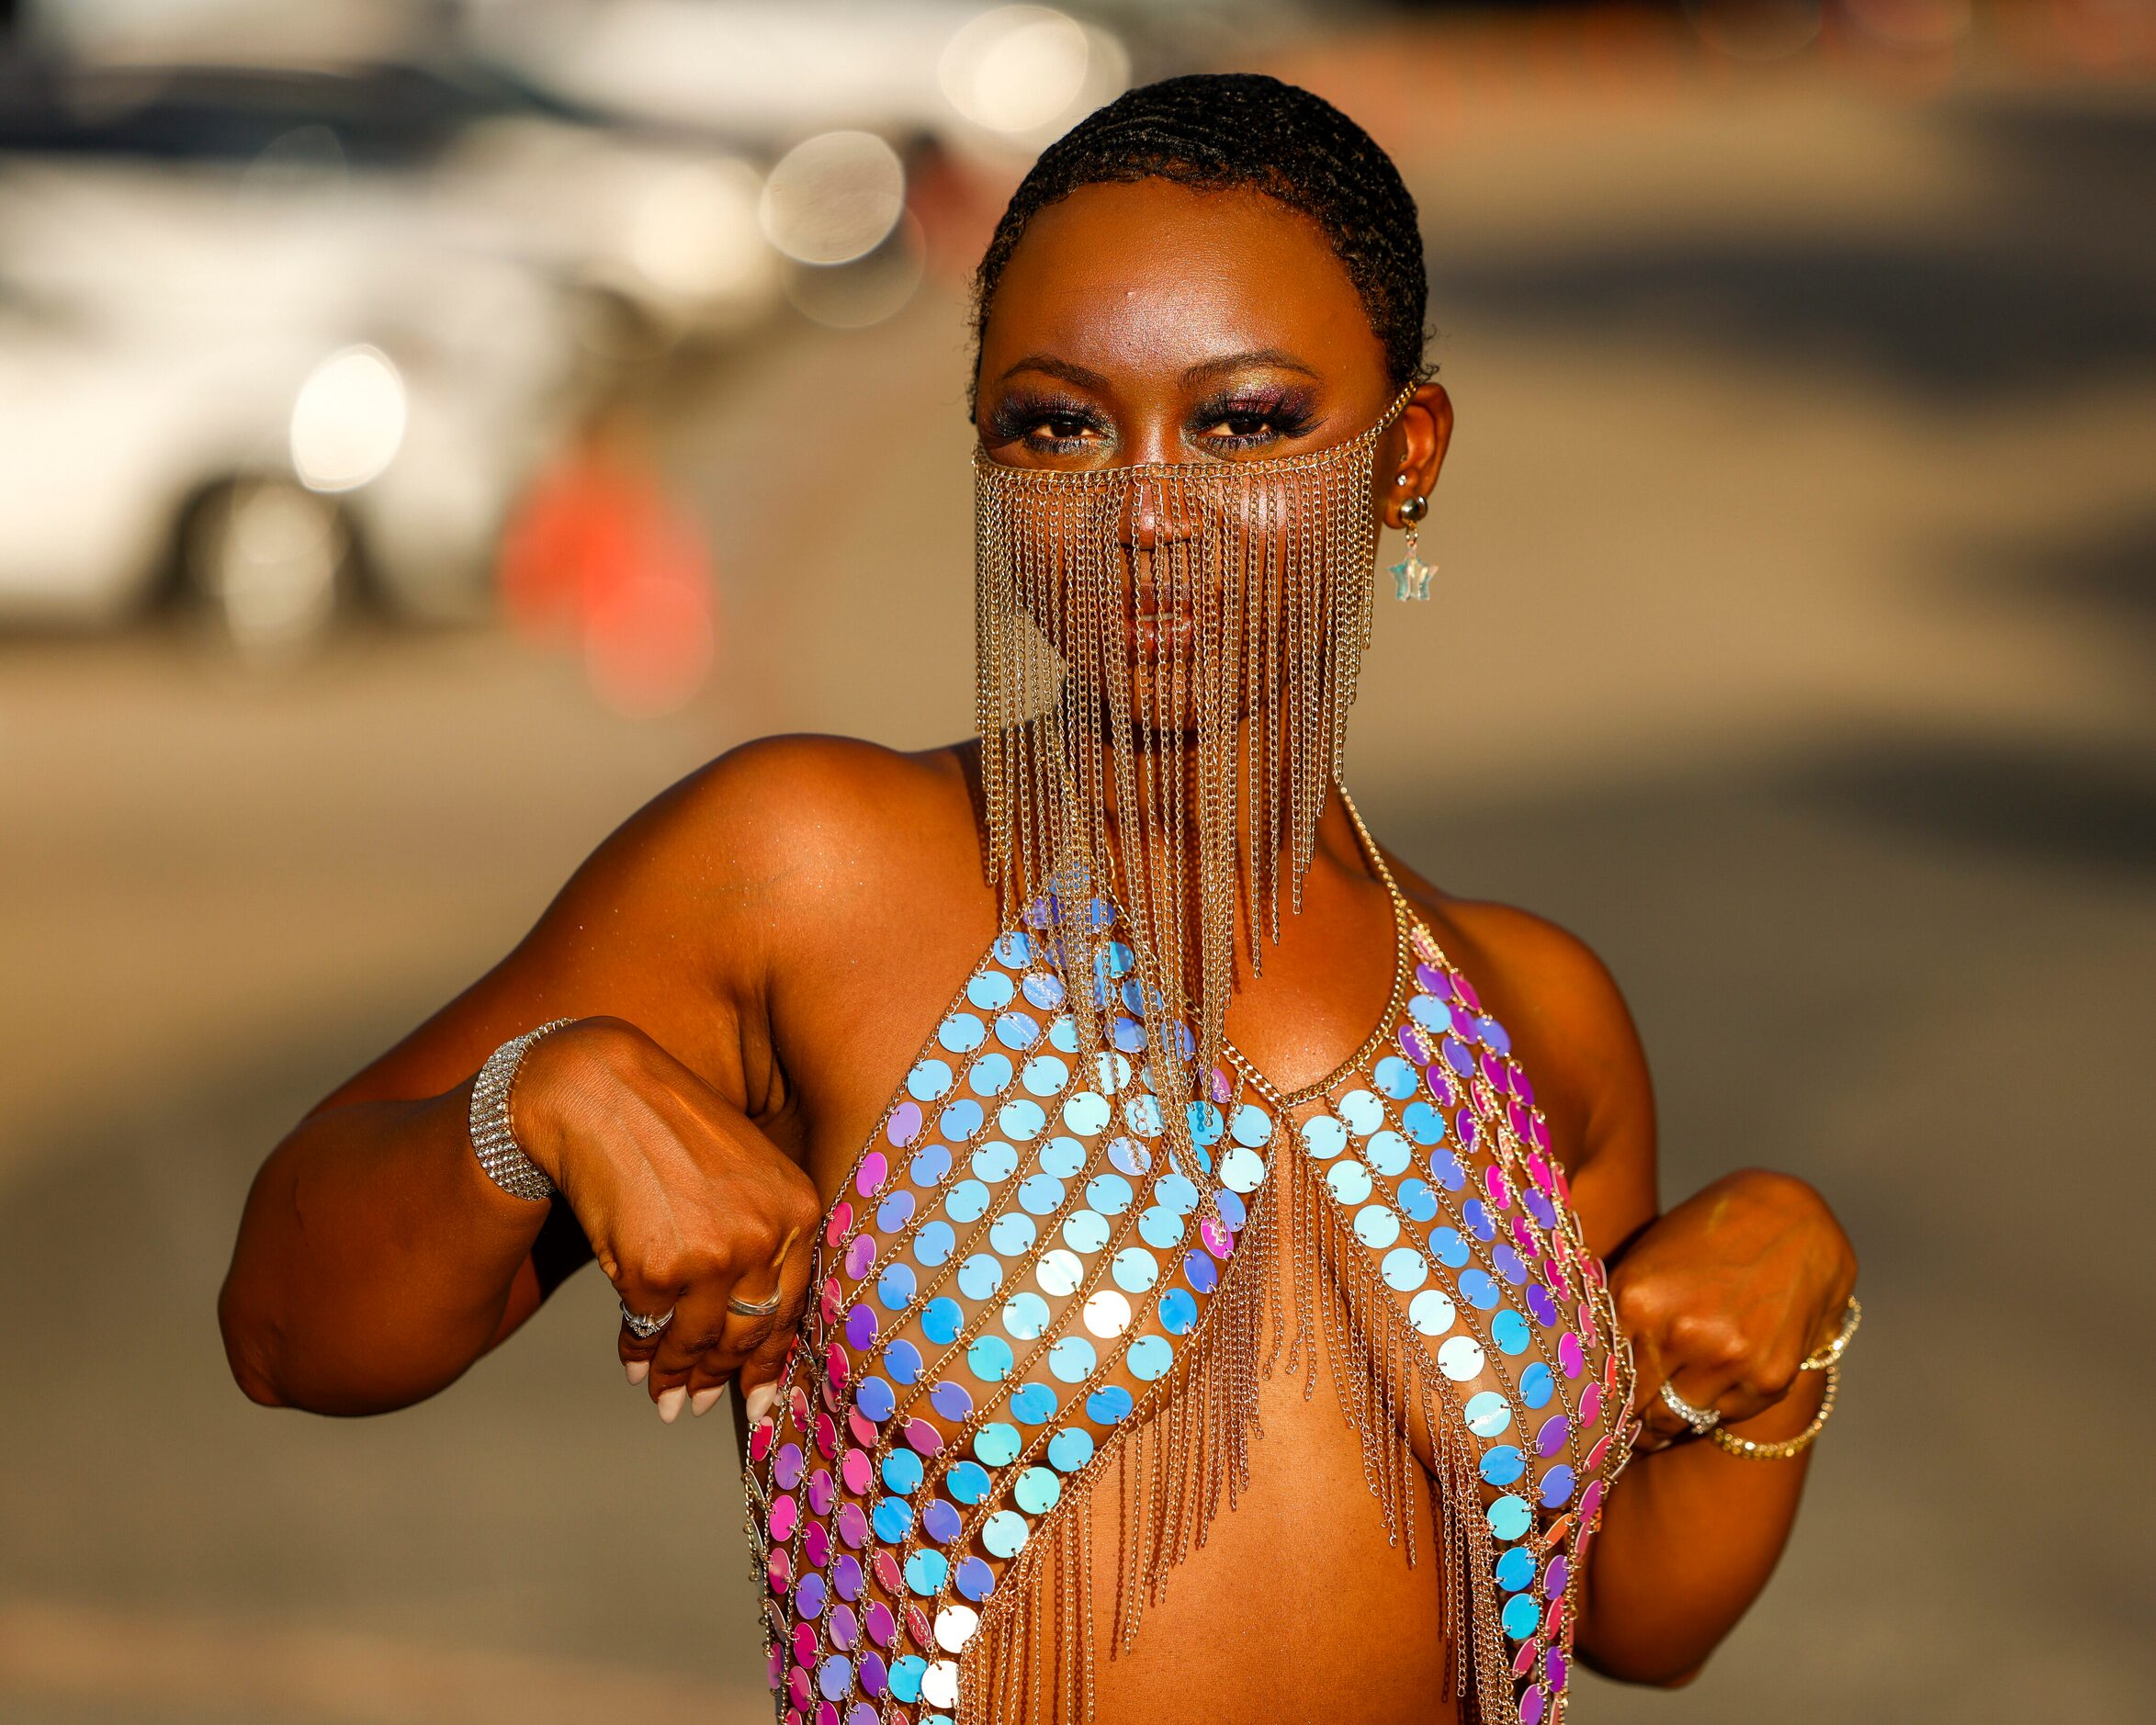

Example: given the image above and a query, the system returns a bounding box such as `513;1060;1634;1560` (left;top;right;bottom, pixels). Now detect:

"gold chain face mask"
973;385;1414;1112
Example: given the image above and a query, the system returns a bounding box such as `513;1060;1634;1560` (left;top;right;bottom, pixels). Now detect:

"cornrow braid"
972;72;1429;394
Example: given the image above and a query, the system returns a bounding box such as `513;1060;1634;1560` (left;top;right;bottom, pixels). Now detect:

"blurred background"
1;0;2150;1719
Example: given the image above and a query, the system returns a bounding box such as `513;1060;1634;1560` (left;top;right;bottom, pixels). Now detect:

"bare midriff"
1077;1280;1458;1725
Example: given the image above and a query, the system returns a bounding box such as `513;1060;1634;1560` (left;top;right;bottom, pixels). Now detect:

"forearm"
1574;1366;1827;1684
218;1084;547;1415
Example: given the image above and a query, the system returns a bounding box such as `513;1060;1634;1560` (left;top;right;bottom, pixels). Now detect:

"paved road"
1;54;2150;1725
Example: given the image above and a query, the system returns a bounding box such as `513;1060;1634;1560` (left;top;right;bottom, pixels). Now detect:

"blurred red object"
498;406;717;716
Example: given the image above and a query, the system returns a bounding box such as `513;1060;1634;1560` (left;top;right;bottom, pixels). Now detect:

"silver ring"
1658;1378;1721;1434
619;1302;675;1341
728;1288;784;1318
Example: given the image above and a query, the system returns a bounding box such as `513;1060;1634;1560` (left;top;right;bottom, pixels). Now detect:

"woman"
220;74;1858;1725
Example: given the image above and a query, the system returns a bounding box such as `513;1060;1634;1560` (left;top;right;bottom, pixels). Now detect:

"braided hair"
972;72;1429;390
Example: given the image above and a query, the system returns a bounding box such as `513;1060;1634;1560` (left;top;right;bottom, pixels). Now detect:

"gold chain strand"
971;386;1410;1156
961;393;1487;1724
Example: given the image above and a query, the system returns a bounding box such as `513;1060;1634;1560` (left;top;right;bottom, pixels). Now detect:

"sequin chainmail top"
742;798;1639;1725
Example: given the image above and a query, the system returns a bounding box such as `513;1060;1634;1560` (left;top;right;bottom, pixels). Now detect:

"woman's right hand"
514;1017;823;1425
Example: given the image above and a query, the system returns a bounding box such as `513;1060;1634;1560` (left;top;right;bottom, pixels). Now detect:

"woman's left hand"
1610;1167;1857;1451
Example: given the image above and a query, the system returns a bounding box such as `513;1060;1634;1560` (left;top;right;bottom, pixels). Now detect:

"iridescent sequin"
744;912;1633;1725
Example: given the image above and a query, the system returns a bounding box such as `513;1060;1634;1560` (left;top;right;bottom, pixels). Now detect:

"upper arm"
311;738;807;1124
1383;852;1660;1258
303;734;899;1319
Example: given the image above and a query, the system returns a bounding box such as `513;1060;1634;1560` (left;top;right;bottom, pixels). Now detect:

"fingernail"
625;1359;649;1387
743;1381;777;1425
657;1385;687;1424
691;1386;724;1418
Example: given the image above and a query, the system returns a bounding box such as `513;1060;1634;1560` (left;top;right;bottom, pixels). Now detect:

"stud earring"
1391;485;1435;602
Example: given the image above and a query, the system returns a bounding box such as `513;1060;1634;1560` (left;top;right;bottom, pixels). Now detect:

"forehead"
978;178;1385;384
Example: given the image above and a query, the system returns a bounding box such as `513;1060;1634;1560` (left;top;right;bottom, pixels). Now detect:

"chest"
763;865;1409;1201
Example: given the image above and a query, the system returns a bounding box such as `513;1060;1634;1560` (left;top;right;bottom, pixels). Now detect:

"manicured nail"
657;1385;687;1424
743;1381;777;1425
691;1386;724;1418
625;1359;649;1387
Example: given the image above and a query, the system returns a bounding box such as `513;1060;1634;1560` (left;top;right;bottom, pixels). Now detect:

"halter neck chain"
1223;783;1417;1111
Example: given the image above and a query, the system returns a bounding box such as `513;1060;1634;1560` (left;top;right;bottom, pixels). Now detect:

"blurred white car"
0;58;777;643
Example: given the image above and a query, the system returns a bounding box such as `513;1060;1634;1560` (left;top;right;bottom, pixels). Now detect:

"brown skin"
220;179;1856;1714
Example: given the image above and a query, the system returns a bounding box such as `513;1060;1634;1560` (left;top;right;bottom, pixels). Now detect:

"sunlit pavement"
1;47;2150;1724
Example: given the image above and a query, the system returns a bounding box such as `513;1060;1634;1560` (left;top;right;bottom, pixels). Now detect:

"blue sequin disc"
1088;1386;1134;1423
920;1299;963;1345
1048;1337;1096;1382
1464;1391;1513;1438
967;1336;1013;1382
973;1423;1021;1466
1010;1382;1058;1425
883;1450;924;1493
1126;1335;1173;1381
914;1221;955;1268
855;1377;896;1422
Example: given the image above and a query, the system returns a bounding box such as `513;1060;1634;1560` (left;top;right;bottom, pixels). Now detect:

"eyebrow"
1180;348;1319;385
997;348;1321;390
998;354;1110;390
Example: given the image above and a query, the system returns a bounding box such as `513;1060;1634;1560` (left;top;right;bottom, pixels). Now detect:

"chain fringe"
973;392;1411;1196
957;1139;1509;1725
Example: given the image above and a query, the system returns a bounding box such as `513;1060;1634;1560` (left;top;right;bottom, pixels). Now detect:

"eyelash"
989;389;1321;456
1193;389;1320;449
988;391;1108;454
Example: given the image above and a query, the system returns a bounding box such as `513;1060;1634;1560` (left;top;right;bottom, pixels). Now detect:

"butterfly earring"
1390;476;1435;601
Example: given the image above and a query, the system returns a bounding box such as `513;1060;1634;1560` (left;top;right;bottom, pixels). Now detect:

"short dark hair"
971;72;1429;390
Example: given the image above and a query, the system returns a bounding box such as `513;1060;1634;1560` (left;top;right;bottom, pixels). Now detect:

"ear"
1378;382;1454;530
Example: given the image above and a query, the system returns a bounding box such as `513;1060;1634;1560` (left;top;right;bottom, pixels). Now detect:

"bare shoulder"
656;733;975;905
1380;847;1660;1253
479;731;971;967
316;733;976;1116
525;730;986;1028
680;731;970;834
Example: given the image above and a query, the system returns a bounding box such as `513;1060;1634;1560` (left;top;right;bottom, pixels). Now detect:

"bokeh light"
758;130;906;265
941;6;1088;133
628;159;773;304
938;6;1131;146
783;212;927;330
288;346;407;494
582;563;717;718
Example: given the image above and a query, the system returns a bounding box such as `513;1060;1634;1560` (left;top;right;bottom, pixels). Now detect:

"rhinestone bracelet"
1710;1360;1838;1461
468;1019;576;1201
1799;1294;1861;1371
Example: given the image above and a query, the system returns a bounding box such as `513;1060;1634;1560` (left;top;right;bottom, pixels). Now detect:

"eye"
1028;412;1102;448
1190;389;1319;453
987;390;1112;456
1201;409;1284;443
